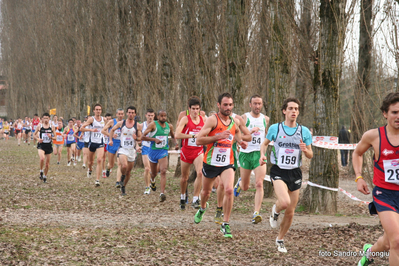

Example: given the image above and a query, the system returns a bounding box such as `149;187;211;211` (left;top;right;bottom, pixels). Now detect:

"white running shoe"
276;238;287;253
73;161;77;166
269;204;279;229
87;170;92;178
82;164;86;169
77;157;81;162
95;180;100;187
144;187;151;194
67;161;71;166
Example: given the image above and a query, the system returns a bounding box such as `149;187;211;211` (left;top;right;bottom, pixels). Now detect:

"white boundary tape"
263;175;370;204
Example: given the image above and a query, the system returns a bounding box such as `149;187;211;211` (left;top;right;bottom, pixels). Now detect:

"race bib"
56;135;63;142
123;137;134;148
278;148;300;169
115;129;121;139
42;133;51;143
67;135;75;141
92;130;103;143
188;131;200;147
210;147;231;167
155;136;167;148
383;159;399;184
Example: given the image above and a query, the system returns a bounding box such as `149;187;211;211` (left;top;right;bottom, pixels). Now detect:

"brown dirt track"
0;139;388;265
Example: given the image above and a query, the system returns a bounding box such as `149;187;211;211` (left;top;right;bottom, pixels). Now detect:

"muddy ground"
0;139;388;265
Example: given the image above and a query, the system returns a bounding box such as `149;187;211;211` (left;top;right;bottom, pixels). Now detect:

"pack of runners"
4;92;398;265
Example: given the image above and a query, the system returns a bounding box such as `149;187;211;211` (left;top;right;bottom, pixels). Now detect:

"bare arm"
108;120;124;146
259;138;272;166
235;116;251;142
352;129;378;195
80;117;95;132
101;120;114;137
168;124;179;150
299;139;313;159
196;116;230;145
175;116;190;139
141;122;160;143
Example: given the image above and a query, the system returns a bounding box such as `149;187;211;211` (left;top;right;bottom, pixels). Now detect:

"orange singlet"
53;127;64;145
203;114;236;167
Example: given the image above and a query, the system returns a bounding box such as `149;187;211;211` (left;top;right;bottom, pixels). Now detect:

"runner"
101;109;124;185
233;95;269;224
193;92;250;238
81;104;106;186
74;119;84;163
141;109;155;194
34;113;55;183
142;110;179;202
64;119;78;166
32;114;40;146
175;97;205;210
109;106;141;196
259;97;313;253
3;120;10;141
23;117;32;144
101;113;112;178
53;121;64;164
81;116;90;169
52;115;58;128
14;118;23;146
353;92;399;266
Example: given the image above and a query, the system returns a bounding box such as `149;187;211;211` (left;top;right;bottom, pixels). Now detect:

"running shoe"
358;244;374;266
150;180;156;191
106;169;110;177
102;171;106;178
252;211;262;224
159;193;166;202
191;199;201;209
269;204;279;228
115;182;121;188
82;164;86;169
214;208;224;224
180;199;186;210
78;156;81;162
220;223;232;238
43;176;47;183
276;238;287;253
144;187;151;194
57;161;60;165
185;187;189;204
39;171;43;180
121;186;126;196
87;170;92;178
67;161;71;166
95;180;100;187
233;178;241;197
73;161;77;166
194;202;209;224
212;187;217;193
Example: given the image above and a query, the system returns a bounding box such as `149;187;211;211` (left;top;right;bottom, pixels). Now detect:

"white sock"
40;169;43;173
193;196;199;203
181;194;186;200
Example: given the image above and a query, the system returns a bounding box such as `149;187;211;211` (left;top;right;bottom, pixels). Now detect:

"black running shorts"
270;164;302;192
202;163;235;179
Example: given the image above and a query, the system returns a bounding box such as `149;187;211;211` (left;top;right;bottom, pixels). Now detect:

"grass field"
0;138;388;265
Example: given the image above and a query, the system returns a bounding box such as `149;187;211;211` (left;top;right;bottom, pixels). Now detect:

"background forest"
1;0;399;212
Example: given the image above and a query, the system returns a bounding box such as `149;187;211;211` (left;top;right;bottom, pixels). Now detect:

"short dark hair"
281;97;301;115
105;113;112;117
188;97;201;108
68;119;73;122
34;114;38;116
146;108;154;114
218;92;233;104
42;113;50;118
126;106;136;113
93;103;102;109
158;109;167;115
380;92;399;113
250;94;262;103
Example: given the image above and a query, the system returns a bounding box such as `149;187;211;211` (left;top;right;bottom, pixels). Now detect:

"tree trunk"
307;0;346;214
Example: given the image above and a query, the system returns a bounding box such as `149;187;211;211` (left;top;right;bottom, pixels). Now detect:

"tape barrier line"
263;175;370;204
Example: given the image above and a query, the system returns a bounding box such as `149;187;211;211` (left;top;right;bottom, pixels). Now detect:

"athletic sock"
181;194;186;200
217;206;223;211
40;169;43;173
193;196;199;203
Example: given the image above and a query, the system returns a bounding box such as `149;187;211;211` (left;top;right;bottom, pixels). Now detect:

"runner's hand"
175;144;179;150
38;138;43;143
108;140;113;146
250;127;260;133
217;130;231;140
299;139;307;152
259;155;267;166
357;178;370;195
154;139;162;144
239;141;248;149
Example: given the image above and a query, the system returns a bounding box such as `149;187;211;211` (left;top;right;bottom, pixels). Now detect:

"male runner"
175;97;205;210
109;106;141;196
64;119;77;166
23;117;32;145
32;114;40;145
81;116;90;169
3;121;10;141
34;113;55;183
354;92;399;266
259;97;313;253
74;119;84;162
101;108;124;186
102;113;112;178
81;104;106;186
142;110;179;202
234;95;270;224
53;121;64;164
141;109;155;194
194;92;250;238
14;118;23;145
